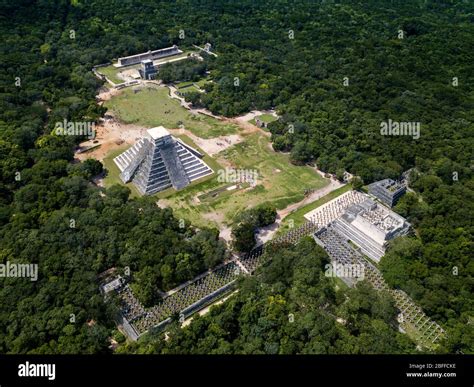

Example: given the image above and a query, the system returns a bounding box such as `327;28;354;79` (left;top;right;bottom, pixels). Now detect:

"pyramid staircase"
113;127;213;195
114;138;151;183
133;145;172;195
160;143;190;190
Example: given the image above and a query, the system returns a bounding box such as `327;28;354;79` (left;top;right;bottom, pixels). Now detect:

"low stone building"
139;59;157;80
117;45;181;67
368;178;407;207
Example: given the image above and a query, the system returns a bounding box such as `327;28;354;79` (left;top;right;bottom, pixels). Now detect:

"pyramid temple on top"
113;127;213;195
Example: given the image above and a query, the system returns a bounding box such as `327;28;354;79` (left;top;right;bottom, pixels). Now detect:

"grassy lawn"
276;184;352;235
257;113;278;123
176;76;210;90
101;83;327;231
154;134;222;201
104;84;238;139
198;183;248;203
97;65;126;84
249;113;278;127
194;76;211;89
178;85;201;95
153;51;192;65
175;81;194;89
160;132;327;229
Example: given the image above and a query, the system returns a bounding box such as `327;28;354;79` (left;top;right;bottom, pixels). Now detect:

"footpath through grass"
160;132;327;229
102;132;327;230
105;84;238;139
101;83;328;230
277;184;352;235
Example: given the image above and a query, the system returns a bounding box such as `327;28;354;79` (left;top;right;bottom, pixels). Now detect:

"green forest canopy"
0;0;472;353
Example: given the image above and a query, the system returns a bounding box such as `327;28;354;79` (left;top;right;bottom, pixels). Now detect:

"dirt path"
170;127;242;156
75;86;147;162
167;84;222;119
235;110;277;122
81;83;340;246
96;86;121;102
254;177;345;244
219;225;233;243
75;118;146;162
278;175;344;219
79;83;273;164
167;86;272;139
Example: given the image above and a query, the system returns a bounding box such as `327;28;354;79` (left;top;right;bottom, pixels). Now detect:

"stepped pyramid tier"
113;127;213;195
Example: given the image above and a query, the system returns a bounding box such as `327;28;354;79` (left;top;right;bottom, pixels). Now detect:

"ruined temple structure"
139;59;157;80
332;198;411;262
114;127;213;195
117;45;182;67
368;178;407;207
304;190;410;263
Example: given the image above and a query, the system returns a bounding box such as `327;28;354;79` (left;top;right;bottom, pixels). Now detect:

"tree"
290;141;312;165
184;91;203;108
106;185;130;203
231;222;255;253
351;176;364;191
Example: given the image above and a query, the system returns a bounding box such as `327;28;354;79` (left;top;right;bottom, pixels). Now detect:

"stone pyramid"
113;127;213;195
